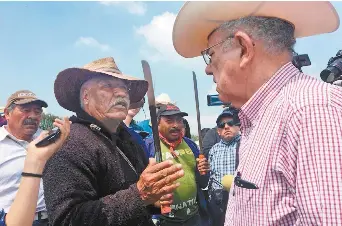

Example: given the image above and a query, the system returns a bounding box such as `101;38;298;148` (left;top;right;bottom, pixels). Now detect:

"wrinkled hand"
27;117;71;163
196;157;210;174
137;158;184;205
154;193;173;208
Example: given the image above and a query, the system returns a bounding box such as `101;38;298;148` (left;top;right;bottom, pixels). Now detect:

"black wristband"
21;172;43;178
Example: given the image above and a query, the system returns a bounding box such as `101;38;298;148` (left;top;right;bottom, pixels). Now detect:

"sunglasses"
217;120;235;128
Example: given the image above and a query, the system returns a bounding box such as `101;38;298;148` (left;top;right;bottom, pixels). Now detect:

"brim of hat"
216;113;233;124
160;111;188;117
129;98;145;109
14;99;48;108
173;1;340;58
54;68;148;113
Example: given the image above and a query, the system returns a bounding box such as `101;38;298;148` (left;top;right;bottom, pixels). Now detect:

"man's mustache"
23;118;38;126
169;128;180;133
111;97;130;109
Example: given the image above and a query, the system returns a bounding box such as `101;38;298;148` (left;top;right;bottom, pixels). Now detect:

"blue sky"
1;1;342;134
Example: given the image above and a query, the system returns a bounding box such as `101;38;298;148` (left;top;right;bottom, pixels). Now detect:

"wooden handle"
161;205;172;214
199;154;206;175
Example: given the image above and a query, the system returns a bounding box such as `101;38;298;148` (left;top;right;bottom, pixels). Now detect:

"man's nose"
224;123;231;129
205;64;213;76
27;112;40;120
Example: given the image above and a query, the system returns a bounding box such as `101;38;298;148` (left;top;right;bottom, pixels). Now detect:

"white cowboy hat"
173;1;340;58
155;93;176;105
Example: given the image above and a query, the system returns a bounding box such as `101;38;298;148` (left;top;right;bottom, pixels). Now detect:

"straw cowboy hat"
54;57;148;113
172;1;340;58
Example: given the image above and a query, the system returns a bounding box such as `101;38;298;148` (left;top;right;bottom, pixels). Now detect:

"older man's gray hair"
212;16;296;55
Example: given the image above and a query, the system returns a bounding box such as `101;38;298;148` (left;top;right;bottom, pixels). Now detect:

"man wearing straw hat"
172;2;342;225
42;57;185;226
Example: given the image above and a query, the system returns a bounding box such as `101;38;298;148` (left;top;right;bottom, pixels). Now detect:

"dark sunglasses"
217;120;235;128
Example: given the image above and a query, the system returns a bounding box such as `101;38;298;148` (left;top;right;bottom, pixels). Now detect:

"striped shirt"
225;62;342;226
208;135;240;190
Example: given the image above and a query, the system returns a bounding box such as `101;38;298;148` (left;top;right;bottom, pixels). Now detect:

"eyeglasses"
217;120;235;128
201;35;234;65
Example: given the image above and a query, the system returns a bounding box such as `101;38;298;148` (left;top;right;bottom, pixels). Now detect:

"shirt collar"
239;62;299;128
221;133;241;145
0;126;42;143
0;126;9;142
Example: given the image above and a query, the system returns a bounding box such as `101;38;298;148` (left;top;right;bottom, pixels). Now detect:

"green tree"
40;113;60;130
191;134;199;141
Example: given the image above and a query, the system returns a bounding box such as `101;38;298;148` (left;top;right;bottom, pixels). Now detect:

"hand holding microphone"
221;175;235;191
221;172;259;192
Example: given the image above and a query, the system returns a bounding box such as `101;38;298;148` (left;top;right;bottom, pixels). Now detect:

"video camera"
320;50;342;83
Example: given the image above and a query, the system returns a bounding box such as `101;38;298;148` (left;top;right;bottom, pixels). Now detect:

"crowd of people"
1;1;342;226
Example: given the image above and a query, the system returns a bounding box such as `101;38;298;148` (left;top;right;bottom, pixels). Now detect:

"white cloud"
100;1;147;15
74;37;111;52
135;12;205;69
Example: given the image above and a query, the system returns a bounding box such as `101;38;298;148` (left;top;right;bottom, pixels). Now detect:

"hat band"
95;67;122;74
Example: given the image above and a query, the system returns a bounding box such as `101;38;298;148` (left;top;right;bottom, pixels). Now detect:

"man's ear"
82;89;90;105
216;128;220;135
4;108;10;121
234;31;255;69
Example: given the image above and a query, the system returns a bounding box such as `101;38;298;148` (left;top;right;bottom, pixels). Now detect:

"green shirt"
160;140;198;222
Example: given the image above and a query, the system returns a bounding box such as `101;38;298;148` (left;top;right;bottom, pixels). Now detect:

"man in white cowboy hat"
42;57;185;226
172;2;342;225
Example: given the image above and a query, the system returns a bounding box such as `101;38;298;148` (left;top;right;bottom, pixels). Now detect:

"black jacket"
43;115;159;226
202;127;221;158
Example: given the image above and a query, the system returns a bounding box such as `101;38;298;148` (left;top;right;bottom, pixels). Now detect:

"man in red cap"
145;103;210;226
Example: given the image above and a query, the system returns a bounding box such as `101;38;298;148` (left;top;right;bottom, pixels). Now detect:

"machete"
141;60;171;214
192;71;206;175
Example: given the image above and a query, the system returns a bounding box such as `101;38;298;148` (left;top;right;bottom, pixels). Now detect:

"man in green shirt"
145;104;211;226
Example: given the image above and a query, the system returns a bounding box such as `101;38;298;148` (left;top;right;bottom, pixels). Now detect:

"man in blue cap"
207;107;240;226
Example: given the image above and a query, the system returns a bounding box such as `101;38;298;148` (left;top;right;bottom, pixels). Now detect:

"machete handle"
199;154;206;175
161;205;172;214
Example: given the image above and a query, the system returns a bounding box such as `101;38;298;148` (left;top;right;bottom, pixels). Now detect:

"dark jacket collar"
70;110;119;143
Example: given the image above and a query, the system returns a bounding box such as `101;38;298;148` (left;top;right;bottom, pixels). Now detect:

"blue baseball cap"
216;107;239;124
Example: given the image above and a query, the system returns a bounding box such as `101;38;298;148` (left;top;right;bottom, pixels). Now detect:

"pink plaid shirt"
225;62;342;226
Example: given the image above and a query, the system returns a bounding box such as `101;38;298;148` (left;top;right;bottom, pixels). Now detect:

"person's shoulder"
137;119;149;127
144;135;154;144
61;123;105;155
286;74;342;109
0;126;8;143
210;142;222;151
183;136;197;146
